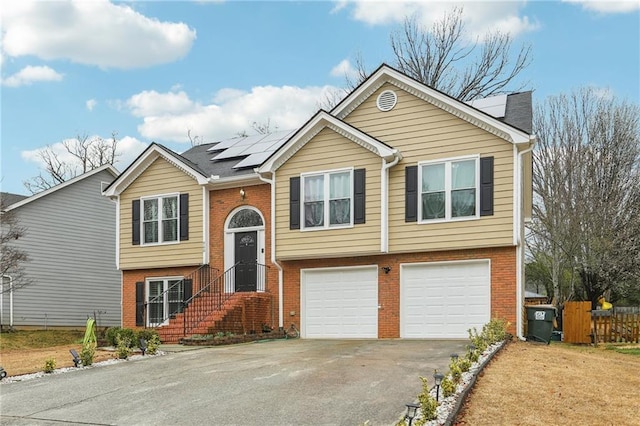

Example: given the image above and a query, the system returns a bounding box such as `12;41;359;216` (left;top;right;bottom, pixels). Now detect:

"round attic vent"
376;90;397;112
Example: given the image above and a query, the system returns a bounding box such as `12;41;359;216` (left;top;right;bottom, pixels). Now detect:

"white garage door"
301;266;378;338
401;261;491;338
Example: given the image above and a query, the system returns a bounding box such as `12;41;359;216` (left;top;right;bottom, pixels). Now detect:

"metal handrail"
145;264;219;327
181;261;270;337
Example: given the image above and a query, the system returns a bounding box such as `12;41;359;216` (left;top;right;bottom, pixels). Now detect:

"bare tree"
350;7;531;101
187;129;205;147
0;197;31;295
24;132;120;194
252;118;278;135
530;88;640;308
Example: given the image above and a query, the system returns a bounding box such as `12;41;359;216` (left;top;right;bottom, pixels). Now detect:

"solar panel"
205;128;294;168
233;151;274;169
466;94;507;118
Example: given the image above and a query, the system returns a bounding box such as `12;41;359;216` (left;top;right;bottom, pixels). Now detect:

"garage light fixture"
433;371;445;402
381;266;391;274
404;403;420;426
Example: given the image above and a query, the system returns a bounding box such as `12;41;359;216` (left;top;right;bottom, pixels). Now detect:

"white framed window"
419;156;479;222
142;194;178;244
146;277;184;327
302;169;353;230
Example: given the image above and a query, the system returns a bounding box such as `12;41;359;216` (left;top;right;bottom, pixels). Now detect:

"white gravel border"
400;340;507;426
0;351;166;384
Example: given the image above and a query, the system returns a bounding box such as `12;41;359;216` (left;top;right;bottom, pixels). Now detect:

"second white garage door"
401;260;491;338
301;266;378;339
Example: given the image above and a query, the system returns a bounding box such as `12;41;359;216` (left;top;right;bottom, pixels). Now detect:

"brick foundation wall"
280;246;517;338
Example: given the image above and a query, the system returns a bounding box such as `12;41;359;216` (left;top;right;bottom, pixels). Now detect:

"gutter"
380;150;402;253
256;170;285;331
515;136;536;340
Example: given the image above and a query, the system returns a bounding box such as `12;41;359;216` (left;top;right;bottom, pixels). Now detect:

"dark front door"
235;231;257;292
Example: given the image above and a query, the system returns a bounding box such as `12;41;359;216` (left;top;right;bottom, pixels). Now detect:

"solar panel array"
207;129;295;169
466;94;508;118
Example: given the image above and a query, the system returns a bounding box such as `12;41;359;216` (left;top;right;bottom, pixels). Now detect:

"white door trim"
223;206;266;293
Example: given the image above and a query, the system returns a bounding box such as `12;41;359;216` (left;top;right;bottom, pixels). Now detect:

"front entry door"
235;231;257;292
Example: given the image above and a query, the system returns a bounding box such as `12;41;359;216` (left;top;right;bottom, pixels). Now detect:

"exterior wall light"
240;188;245;200
381;266;391;274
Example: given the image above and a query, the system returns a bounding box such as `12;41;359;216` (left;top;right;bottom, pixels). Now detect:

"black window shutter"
132;200;141;245
405;166;418;222
290;177;300;230
135;281;145;327
183;278;193;302
179;193;189;241
354;169;366;224
480;157;494;216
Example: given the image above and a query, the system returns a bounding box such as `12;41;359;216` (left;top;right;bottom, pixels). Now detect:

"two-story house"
1;165;121;328
105;65;534;342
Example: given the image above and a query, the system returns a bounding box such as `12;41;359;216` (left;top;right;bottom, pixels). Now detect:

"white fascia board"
332;65;531;145
257;111;398;173
205;173;263;190
7;164;119;211
103;144;208;197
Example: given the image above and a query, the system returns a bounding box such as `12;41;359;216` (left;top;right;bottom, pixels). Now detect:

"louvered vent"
376;90;397;112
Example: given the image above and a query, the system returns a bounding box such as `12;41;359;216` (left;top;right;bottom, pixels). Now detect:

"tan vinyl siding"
119;157;204;269
275;127;382;259
345;83;515;252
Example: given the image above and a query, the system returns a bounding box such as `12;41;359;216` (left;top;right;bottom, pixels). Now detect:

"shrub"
105;327;123;347
43;358;56;373
441;375;457;398
458;357;472;373
118;328;137;348
449;360;462;383
146;334;161;355
415;376;438;425
115;335;132;359
80;345;95;366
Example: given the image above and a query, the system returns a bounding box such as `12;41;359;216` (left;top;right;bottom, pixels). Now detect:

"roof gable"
103;143;209;197
4;165;118;211
331;64;532;145
257;111;401;173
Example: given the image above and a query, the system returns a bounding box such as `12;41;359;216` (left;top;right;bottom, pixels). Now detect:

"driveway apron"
0;339;466;425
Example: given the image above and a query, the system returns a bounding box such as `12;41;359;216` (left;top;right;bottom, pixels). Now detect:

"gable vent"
376;90;397;112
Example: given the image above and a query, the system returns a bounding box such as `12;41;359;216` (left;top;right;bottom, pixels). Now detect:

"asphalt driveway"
0;339;466;425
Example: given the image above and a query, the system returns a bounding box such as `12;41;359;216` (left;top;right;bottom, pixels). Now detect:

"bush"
105;327;123;347
43;357;56;373
415;376;438;425
137;329;161;355
441;375;457;398
449;360;462;383
115;335;132;359
458;357;472;373
80;345;95;366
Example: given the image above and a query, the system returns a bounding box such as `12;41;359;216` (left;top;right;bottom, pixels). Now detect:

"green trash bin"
526;305;556;344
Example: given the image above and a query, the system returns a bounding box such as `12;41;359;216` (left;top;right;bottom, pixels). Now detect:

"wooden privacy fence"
564;301;640;344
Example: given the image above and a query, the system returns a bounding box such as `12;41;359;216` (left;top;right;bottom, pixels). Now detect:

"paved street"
0;339;466;425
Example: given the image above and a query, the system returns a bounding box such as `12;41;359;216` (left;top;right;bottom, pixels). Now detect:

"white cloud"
563;0;640;13
125;85;337;143
86;99;97;111
127;90;198;117
21;135;148;173
330;59;358;79
0;0;196;69
337;1;539;38
3;65;63;87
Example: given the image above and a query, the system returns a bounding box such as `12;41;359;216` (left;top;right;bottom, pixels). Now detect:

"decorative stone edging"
443;339;508;425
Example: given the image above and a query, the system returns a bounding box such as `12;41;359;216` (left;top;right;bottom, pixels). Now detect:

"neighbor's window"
420;157;478;222
302;170;352;229
143;195;178;244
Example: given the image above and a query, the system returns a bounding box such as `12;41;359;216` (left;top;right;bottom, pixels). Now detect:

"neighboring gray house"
1;165;121;328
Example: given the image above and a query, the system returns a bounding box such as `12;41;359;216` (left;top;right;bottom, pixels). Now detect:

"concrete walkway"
0;339;466;425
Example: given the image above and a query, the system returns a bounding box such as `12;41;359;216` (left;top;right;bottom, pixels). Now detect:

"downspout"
257;171;284;331
381;150;401;253
516;137;536;341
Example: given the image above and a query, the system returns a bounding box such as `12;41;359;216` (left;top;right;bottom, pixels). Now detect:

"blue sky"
1;0;639;195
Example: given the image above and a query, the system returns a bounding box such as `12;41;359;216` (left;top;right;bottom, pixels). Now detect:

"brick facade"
122;183;280;330
280;246;517;338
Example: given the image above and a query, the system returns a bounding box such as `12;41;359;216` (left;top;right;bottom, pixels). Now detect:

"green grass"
605;345;640;357
0;330;85;350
